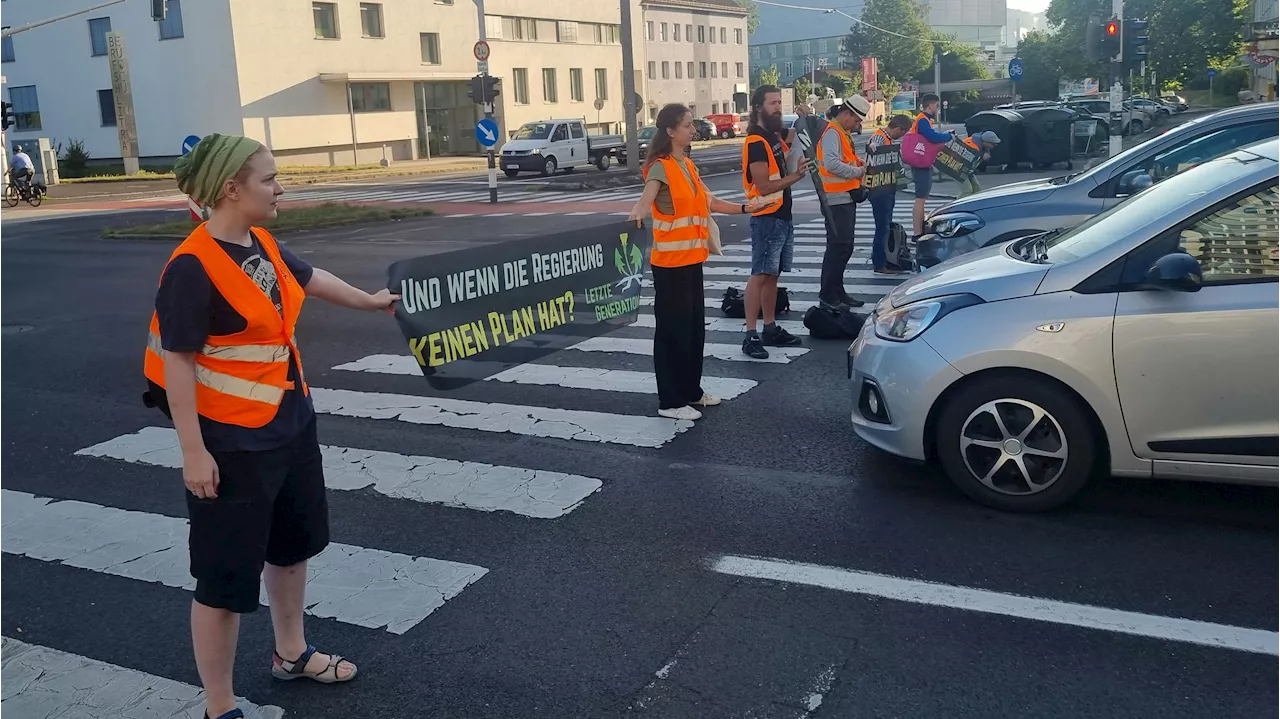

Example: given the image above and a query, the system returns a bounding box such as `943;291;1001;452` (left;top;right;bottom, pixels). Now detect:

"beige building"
641;0;750;121
0;0;647;166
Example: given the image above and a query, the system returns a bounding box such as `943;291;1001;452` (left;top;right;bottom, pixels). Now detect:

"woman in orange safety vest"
142;133;397;719
628;103;768;421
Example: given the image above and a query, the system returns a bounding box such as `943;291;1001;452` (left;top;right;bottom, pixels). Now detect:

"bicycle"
5;171;45;208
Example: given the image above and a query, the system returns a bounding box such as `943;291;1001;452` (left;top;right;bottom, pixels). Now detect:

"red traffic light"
1105;20;1119;36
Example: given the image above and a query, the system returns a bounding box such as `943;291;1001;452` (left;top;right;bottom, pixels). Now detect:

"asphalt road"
1;195;1275;718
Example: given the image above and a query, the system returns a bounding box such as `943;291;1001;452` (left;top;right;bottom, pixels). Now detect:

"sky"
1006;0;1051;12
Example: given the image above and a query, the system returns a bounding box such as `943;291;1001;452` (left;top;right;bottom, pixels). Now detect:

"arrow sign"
475;118;499;148
1008;58;1024;82
181;134;201;156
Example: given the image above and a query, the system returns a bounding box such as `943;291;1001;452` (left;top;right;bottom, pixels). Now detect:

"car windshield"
514;123;554;140
638;127;657;140
1037;151;1267;263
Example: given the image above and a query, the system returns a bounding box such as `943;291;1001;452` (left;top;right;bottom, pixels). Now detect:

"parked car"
616;126;692;165
916;103;1280;267
693;118;715;141
1131;97;1176;122
704;113;739;139
849;138;1278;512
1065;99;1145;135
500;118;622;176
1161;94;1190;112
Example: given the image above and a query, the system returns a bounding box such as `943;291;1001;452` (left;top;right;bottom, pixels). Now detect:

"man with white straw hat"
815;94;872;310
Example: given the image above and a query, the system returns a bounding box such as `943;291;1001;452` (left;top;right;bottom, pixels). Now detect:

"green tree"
928;33;991;82
793;76;813;102
823;73;859;97
758;64;781;87
737;0;761;35
1012;30;1082;99
844;0;934;84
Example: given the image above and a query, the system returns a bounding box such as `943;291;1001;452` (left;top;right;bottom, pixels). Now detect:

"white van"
499;118;622;177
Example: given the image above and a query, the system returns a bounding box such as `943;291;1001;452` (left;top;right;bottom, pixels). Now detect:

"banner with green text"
387;222;650;389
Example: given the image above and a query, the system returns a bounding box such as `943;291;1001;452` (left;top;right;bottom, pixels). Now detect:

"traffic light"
1124;18;1149;69
1102;16;1121;60
483;75;500;101
1;101;13;131
151;0;168;21
1086;15;1102;62
467;75;501;104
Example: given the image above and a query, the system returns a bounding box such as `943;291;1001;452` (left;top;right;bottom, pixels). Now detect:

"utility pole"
620;0;640;175
1109;0;1124;157
474;0;498;201
1;0;127;38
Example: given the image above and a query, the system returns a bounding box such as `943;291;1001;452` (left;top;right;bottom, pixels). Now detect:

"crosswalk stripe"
78;426;604;519
651;279;902;295
1;489;487;634
707;255;870;266
310;387;693;448
1;638;285;719
334;354;758;399
703;266;910;280
640;296;822;313
570;336;809;364
630;313;808;335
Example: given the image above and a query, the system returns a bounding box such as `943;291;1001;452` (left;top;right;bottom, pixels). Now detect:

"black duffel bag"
803;305;867;339
721;287;792;318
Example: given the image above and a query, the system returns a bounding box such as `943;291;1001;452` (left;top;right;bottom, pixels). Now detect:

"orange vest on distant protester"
143;224;308;429
644;155;710;268
741;133;788;215
817;122;863;193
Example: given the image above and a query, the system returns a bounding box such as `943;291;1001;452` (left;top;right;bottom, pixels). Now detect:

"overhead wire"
750;0;951;45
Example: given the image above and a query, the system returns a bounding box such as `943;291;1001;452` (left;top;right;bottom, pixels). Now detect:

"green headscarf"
174;133;264;206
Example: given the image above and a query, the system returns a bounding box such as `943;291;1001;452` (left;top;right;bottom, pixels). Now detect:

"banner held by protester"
863;142;904;195
387;221;651;388
934;137;983;182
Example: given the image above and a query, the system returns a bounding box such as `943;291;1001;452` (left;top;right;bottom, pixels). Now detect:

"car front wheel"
934;374;1096;512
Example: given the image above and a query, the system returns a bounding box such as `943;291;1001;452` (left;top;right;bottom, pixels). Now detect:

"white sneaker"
658;406;703;421
692;393;722;407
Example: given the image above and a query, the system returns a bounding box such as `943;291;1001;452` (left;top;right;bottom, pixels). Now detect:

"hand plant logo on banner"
614;233;645;291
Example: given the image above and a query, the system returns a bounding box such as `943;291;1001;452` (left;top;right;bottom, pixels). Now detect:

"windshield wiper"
1015;228;1063;262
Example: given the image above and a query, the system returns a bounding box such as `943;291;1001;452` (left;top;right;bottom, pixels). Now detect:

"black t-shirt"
746;128;793;220
149;231;316;452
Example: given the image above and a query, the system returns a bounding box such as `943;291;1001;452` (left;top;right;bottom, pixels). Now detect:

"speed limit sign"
473;40;490;61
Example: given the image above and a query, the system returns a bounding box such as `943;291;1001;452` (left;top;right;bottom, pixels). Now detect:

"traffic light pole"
475;0;497;203
1109;0;1124;158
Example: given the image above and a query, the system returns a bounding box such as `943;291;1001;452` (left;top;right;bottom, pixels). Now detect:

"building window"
720;61;727;77
711;63;717;78
1;29;13;62
661;61;669;79
736;62;744;78
687;61;694;78
360;3;383;37
674;24;681;42
675;62;682;79
647;61;655;80
818;38;828;53
420;33;441;64
709;26;716;43
557;21;578;43
542;68;558;103
646;21;654;41
98;89;116;126
570;68;584;101
720;27;726;44
712;102;719;114
313;2;339;38
769;45;777;58
699;62;707;78
504;17;537;41
686;24;693;42
697;26;705;43
784;61;793;76
784;43;792;55
736;28;743;44
9;85;40;130
801;41;810;55
88;17;111;57
513;68;530;104
350;82;390;112
595;68;608;100
153;0;186;39
752;46;759;59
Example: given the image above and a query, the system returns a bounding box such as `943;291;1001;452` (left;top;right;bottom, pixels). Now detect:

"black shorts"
187;417;329;613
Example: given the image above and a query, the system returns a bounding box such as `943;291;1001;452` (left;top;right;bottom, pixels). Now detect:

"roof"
640;0;750;14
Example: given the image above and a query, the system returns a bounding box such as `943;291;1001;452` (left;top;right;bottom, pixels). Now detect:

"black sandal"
205;710;245;719
271;643;358;683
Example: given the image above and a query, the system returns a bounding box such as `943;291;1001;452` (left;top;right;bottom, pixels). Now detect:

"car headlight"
873;294;984;342
531;148;542;154
926;212;985;238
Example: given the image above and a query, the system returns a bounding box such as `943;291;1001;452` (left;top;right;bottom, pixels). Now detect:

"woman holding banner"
628;103;767;421
142;134;397;719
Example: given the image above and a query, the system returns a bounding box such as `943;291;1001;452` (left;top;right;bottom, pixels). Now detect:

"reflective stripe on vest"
742;133;787;216
817;123;862;193
142;224;307;429
646;155;710;268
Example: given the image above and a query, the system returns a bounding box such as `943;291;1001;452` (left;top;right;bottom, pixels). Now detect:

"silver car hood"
937;177;1059;213
890;243;1050;307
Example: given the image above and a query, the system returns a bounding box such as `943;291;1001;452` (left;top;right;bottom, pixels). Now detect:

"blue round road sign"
181;135;202;156
1208;68;1217;78
1008;58;1024;81
475;118;500;148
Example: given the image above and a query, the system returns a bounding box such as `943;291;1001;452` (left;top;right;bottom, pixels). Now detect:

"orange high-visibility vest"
962;136;980;151
872;128;893;146
645;155;710;268
143;224;308;429
817;122;863;193
741;133;788;216
910;112;930;135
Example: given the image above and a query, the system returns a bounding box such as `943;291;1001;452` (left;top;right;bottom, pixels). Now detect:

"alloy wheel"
958;398;1068;496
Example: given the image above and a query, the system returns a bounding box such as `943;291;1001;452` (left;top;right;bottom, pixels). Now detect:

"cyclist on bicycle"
10;146;34;192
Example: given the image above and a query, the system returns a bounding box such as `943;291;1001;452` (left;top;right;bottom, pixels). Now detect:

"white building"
640;0;750;120
1;0;649;167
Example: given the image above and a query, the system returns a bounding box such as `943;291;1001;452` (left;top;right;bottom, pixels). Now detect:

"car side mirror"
1116;170;1153;196
1142;252;1203;292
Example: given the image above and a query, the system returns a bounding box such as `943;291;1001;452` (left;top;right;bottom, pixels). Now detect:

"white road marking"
640;296;821;313
706;255;870;266
643;279;903;295
334;354;758;399
710;555;1280;656
1;638;285;719
630;313;809;335
310;387;693;448
565;211;599;216
2;489;487;634
444;213;476;218
76;426;603;519
571;336;809;364
704;266;901;280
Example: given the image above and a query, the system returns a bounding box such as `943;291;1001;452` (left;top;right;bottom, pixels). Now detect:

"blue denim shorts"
749;215;794;275
912;167;933;198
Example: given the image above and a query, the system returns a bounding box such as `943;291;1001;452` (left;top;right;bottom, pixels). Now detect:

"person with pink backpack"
899;93;956;239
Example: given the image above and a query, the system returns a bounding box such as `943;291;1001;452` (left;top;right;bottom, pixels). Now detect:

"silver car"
848;139;1279;512
917;103;1279;268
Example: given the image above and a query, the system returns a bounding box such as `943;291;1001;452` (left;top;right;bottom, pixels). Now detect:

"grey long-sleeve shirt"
819;123;864;205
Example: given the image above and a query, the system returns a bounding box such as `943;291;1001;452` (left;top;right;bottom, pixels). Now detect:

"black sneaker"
742;334;769;359
763;325;803;347
839;293;866;308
